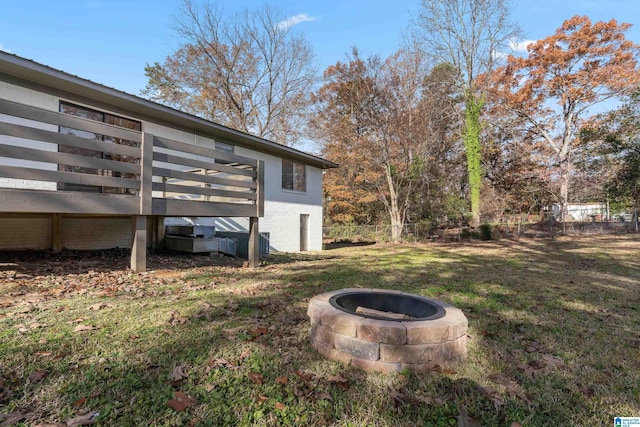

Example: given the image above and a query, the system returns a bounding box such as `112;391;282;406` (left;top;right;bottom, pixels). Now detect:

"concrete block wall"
0;217;132;251
61;218;131;250
0;218;52;250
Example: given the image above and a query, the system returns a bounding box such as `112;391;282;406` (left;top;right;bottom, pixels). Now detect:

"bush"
479;223;492;240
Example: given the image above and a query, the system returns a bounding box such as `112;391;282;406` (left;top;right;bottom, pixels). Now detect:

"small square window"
282;159;305;192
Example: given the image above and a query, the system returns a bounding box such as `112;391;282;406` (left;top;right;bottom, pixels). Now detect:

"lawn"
0;235;639;426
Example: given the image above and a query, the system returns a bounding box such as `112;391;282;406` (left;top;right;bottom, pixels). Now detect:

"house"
0;51;337;271
549;202;609;221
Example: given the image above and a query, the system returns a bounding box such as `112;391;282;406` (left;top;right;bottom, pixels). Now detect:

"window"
58;102;141;193
282;159;306;192
214;141;234;164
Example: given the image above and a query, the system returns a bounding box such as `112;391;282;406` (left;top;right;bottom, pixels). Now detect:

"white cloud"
509;38;537;53
493;38;537;60
276;13;316;30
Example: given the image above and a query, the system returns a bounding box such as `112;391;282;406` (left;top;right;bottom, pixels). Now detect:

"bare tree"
143;1;316;146
413;0;520;226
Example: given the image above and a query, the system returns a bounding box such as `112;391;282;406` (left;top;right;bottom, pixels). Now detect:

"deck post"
151;216;165;250
248;217;259;268
140;132;153;216
131;215;147;272
51;214;63;252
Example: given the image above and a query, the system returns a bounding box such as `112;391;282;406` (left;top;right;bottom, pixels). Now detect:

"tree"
413;0;520;227
142;1;316;146
312;49;463;239
487;16;640;221
582;90;640;219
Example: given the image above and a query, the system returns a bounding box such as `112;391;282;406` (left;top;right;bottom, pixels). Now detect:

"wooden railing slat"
0;122;141;158
0;165;140;189
152;182;256;200
152;167;256;189
0;143;140;174
153;135;257;167
0;98;141;142
152;152;256;178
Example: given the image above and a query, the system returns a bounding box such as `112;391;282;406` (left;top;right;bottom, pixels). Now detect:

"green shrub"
479;223;492;240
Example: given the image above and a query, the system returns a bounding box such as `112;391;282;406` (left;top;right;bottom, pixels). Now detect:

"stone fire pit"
307;288;468;373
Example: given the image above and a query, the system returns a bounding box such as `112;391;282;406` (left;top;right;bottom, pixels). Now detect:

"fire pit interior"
329;291;446;321
308;288;468;373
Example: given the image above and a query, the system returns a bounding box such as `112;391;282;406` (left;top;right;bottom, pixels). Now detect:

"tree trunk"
463;96;483;228
559;157;570;223
385;164;403;243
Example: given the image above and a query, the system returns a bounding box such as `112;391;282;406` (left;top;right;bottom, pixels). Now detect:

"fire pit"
308;288;467;373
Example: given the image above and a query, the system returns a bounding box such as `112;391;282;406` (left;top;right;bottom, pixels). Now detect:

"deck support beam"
52;214;63;252
248;217;259;268
131;215;147;273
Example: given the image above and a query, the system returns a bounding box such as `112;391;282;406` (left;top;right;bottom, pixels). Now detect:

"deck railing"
0;98;264;218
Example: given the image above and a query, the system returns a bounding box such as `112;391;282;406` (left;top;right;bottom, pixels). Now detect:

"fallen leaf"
327;374;349;390
0;411;39;426
167;391;198;412
73;397;87;407
66;412;99;426
479;386;505;409
387;387;408;406
204;383;216;392
316;391;333;401
248;372;264;385
510;423;523;427
274;402;286;410
275;376;288;385
294;370;314;382
457;405;482;427
413;394;433;405
168;311;189;325
34;351;52;357
258;395;268;402
87;303;107;311
540;353;565;368
208;358;238;370
169;364;186;381
249;327;269;340
73;324;97;333
28;369;48;384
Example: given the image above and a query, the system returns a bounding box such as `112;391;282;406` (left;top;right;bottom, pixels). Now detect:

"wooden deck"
0;98;265;270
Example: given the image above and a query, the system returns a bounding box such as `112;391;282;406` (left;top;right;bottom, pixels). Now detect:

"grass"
1;235;639;426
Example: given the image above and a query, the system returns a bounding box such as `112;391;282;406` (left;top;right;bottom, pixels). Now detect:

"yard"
0;235;639;426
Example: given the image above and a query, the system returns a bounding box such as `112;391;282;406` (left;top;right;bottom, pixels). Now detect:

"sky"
1;0;639;114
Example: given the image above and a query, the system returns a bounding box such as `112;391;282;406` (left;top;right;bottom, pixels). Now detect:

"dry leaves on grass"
167;391;198;412
457;405;482;427
0;411;39;427
207;358;239;371
248;372;264;385
65;412;99;426
28;369;48;384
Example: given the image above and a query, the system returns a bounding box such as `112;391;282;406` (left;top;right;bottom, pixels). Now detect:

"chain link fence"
323;215;639;243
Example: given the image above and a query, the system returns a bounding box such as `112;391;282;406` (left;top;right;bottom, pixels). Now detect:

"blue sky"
1;0;639;96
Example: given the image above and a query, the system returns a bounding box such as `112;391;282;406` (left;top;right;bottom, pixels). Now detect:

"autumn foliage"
485;15;640;219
